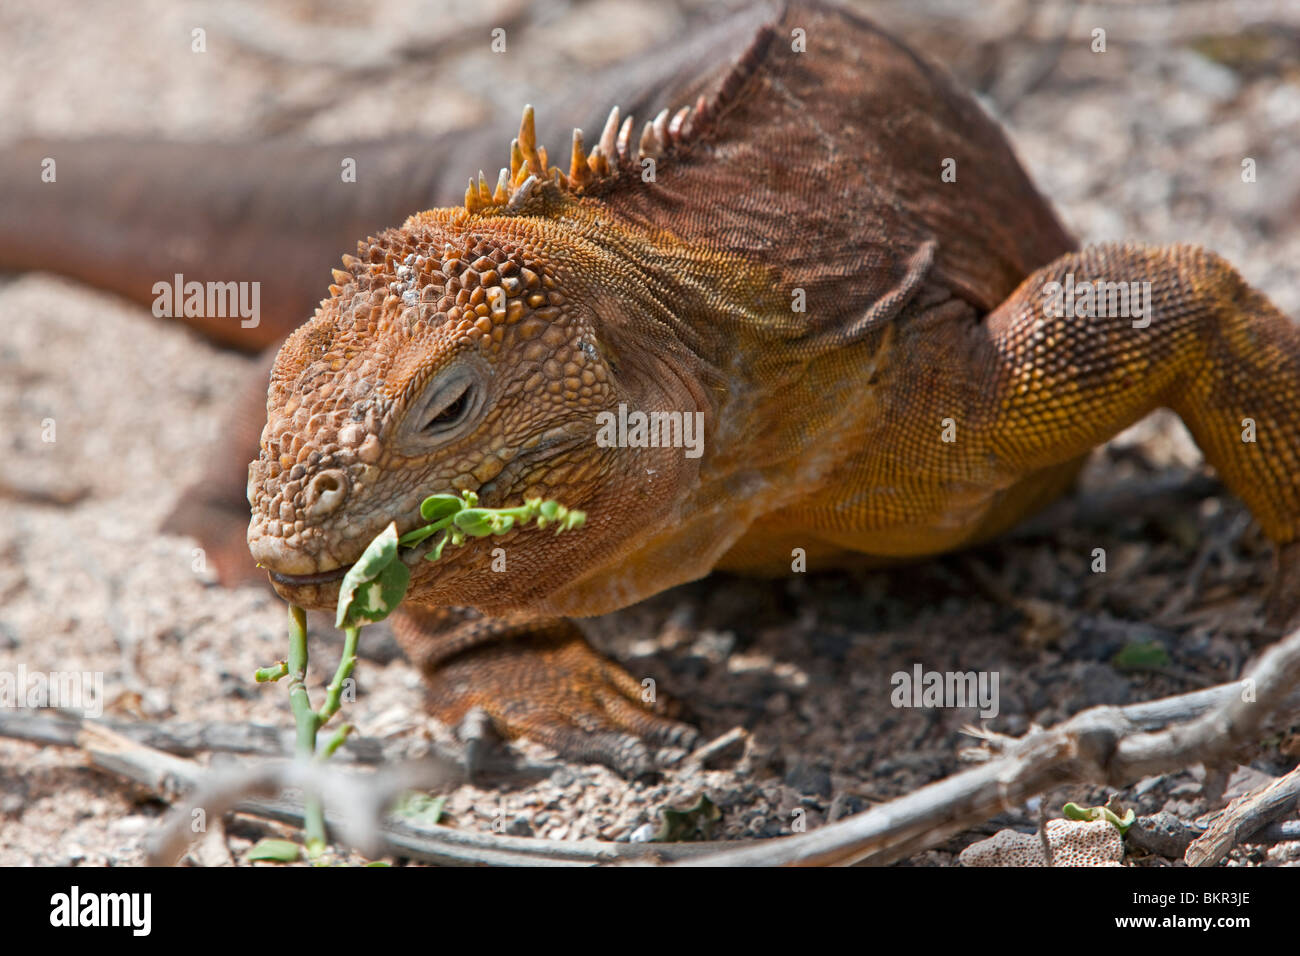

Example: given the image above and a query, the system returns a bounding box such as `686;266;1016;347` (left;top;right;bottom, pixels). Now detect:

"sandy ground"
2;0;1299;866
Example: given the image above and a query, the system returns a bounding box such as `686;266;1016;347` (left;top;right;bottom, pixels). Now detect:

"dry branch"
680;627;1300;866
5;628;1298;867
0;709;559;776
0;714;722;865
1184;763;1300;866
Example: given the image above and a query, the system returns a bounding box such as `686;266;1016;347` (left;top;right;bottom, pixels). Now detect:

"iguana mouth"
265;509;455;588
267;565;351;586
262;428;587;590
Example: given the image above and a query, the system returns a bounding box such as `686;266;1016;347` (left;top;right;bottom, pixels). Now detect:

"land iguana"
8;2;1300;776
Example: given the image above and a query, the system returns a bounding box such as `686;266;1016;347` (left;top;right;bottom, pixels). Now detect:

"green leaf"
398;523;444;548
453;508;497;537
653;794;721;842
1062;801;1095;822
400;491;588;565
1111;640;1171;672
419;494;465;522
344;560;410;628
394;792;447;825
423;533;450;562
336;523;407;628
248;839;303;862
1062;800;1136;834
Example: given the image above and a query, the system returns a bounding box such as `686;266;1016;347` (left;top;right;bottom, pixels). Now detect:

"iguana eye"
400;363;487;450
422;381;472;434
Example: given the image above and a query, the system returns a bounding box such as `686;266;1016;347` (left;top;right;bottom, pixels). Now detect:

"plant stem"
321;724;354;759
255;660;289;682
318;626;360;724
286;604;326;856
397;514;455;547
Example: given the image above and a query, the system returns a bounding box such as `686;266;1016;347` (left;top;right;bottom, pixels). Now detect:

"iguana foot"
391;608;698;777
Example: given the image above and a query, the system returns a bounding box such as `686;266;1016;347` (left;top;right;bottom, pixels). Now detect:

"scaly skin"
243;2;1300;776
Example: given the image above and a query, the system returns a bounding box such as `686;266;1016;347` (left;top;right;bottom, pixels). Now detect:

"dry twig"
0;715;722;865
680;627;1300;866
6;629;1298;867
1184;763;1300;866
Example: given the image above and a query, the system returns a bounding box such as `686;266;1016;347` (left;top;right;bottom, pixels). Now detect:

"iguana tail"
0;136;464;350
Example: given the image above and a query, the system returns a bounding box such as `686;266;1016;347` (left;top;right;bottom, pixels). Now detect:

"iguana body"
245;1;1300;773
9;2;1300;776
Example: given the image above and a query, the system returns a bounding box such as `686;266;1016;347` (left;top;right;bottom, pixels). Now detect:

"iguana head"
246;105;715;615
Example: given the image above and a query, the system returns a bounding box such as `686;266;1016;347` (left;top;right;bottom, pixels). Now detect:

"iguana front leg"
957;241;1300;625
389;606;698;776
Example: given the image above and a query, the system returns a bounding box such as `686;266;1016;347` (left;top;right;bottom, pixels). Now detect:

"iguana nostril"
305;469;348;516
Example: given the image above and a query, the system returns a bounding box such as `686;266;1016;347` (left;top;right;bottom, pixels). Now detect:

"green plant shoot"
253;491;586;862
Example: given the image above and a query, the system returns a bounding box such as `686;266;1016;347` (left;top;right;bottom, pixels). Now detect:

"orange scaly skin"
247;2;1300;775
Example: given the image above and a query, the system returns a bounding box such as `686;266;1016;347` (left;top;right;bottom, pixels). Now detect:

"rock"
1127;812;1196;858
549;767;576;788
959;819;1124;867
1171;48;1240;103
629;822;657;843
1077;662;1131;706
784;759;832;799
